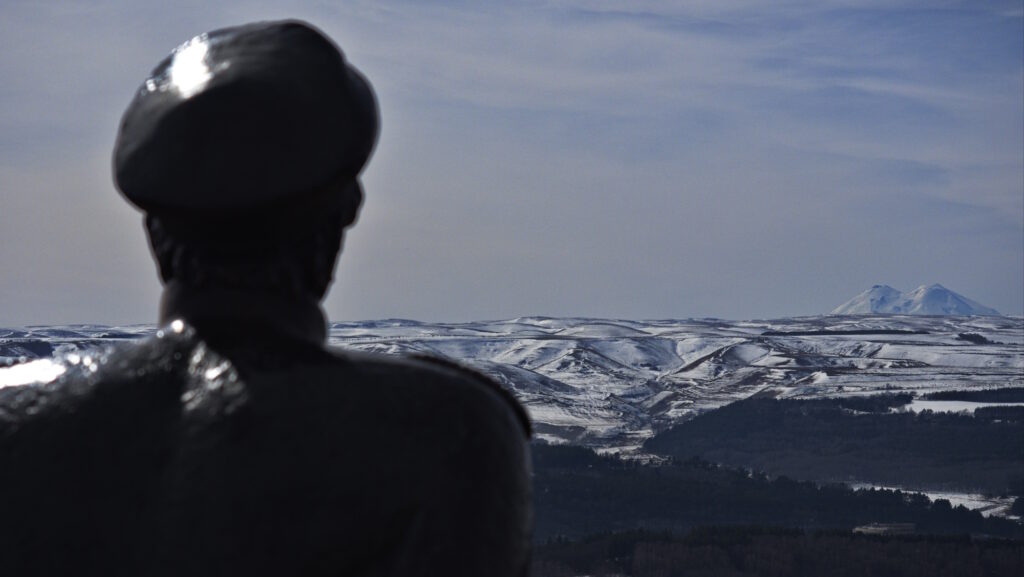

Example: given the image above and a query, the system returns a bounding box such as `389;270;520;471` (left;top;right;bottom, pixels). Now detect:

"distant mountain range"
5;314;1021;453
832;284;1000;316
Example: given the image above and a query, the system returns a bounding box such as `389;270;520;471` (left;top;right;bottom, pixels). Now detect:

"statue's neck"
159;280;327;347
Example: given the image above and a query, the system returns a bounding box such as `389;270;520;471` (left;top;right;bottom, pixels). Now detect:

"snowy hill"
3;315;1022;453
832;284;1000;316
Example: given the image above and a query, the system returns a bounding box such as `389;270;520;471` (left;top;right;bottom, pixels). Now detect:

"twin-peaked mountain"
832;284;1000;316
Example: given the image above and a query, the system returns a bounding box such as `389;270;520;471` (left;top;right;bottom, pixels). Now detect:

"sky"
1;0;1022;325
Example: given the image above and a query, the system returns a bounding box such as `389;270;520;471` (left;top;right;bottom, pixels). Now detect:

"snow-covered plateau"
2;314;1021;453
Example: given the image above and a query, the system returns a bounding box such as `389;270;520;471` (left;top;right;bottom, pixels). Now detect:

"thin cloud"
1;0;1020;324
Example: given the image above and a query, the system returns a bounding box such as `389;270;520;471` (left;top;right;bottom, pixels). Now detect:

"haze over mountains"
832;284;1001;316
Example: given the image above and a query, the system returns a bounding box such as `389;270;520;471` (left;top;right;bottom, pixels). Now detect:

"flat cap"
113;20;378;214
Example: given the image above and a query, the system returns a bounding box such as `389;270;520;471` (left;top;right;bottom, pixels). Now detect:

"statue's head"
113;20;378;303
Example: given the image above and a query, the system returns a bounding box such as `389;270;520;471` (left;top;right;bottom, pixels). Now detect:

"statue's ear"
144;214;175;284
339;179;364;229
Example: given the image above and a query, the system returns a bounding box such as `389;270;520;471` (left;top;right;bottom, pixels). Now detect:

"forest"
642;393;1024;495
531;526;1024;577
923;387;1024;402
530;443;1022;542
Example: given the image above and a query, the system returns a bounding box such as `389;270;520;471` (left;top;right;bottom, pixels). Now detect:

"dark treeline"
530;444;1022;542
925;387;1024;403
532;527;1024;577
761;329;928;336
956;332;994;344
643;394;1024;495
976;405;1024;421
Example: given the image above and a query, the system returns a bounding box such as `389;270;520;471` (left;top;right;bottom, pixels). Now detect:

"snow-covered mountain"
832;284;1000;316
3;315;1022;453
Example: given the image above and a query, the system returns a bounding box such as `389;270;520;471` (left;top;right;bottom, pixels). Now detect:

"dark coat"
0;324;532;576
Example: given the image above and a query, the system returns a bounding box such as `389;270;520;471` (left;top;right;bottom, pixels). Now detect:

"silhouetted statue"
0;20;532;576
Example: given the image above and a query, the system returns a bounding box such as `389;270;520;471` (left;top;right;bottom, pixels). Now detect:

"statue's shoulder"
408;353;531;435
327;348;531;437
0;330;198;556
0;328;197;433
